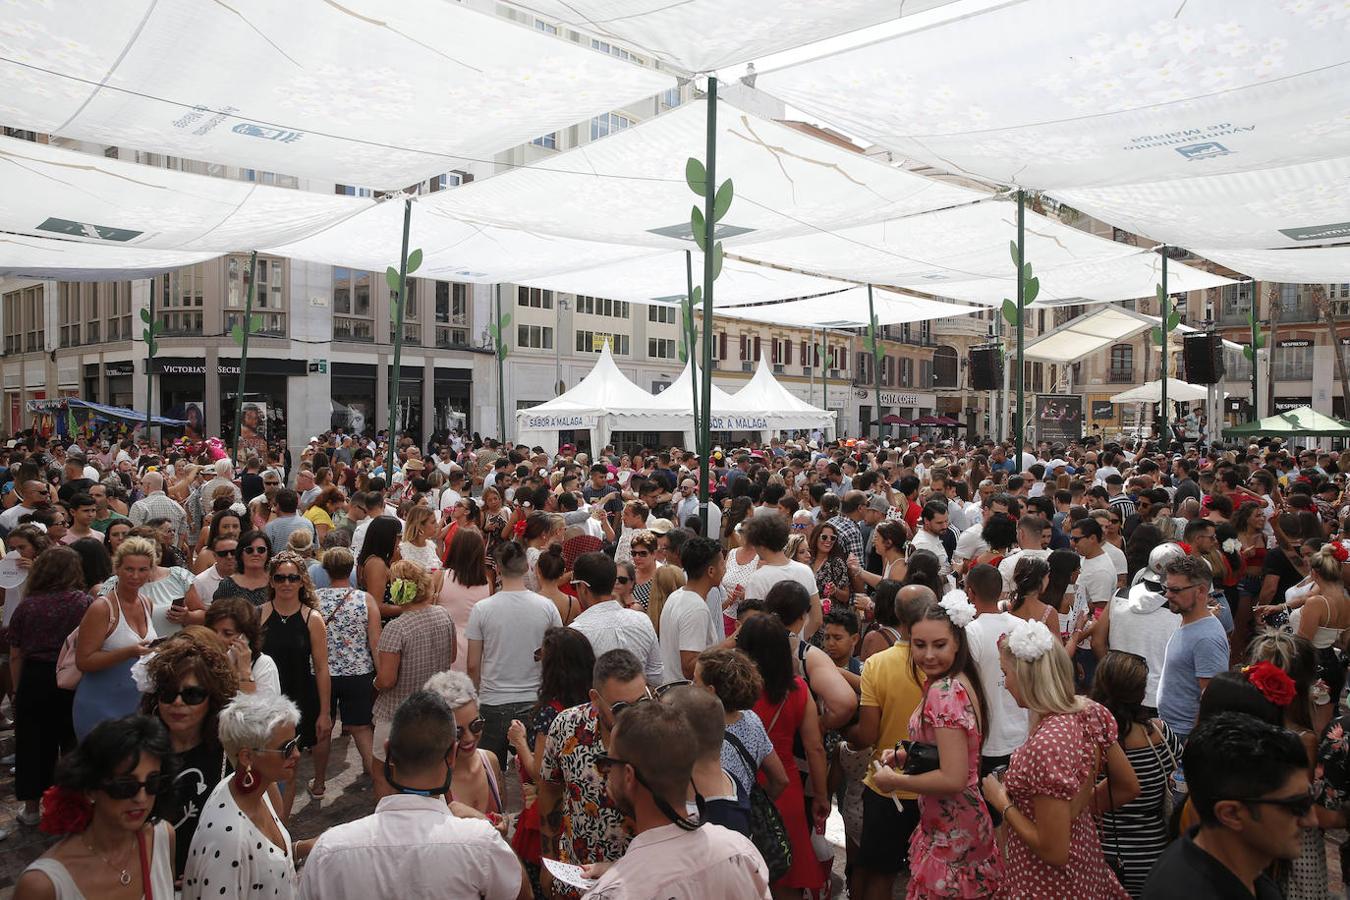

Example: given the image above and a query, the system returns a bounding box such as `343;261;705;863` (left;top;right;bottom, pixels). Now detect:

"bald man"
129;470;188;543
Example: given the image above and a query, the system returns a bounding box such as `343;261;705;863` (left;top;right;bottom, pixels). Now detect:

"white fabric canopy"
723;358;837;433
1192;247;1350;284
434;100;984;251
1109;378;1225;404
0;136;372;252
721;286;980;328
495;0;956;73
0;233;216;280
735;201;1232;303
1056;156;1350;250
758;0;1350;191
0;0;671;189
1023;305;1242;364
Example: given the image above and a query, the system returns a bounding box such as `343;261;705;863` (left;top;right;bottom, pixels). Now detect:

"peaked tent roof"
1223;407;1350;438
727;358;824;415
516;342;655;415
1108;378;1225;404
647;361;738;414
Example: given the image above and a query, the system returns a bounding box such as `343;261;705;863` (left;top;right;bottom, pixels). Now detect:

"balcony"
1278;302;1318;324
435;326;469;349
1106;368;1135;383
334;317;374;343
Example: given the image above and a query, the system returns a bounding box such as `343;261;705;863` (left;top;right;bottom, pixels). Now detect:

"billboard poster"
1035;394;1082;445
238;401;268;460
1091;400;1115;421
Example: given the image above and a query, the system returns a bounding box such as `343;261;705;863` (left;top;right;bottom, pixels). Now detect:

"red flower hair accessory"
39;785;92;835
1175;541;1193;555
513;517;528;538
1243;661;1297;707
1332;542;1350;564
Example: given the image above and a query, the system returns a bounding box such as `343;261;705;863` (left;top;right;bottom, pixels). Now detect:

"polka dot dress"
181;778;296;900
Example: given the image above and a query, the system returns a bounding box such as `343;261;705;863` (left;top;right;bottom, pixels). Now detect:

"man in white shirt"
1073;518;1118;609
436;470;465;520
998;514;1053;594
1088;509;1130;584
741;515;822;639
299;691;529;900
192;536;237;607
659;538;721;682
910;500;952;578
569;552;663;683
959;565;1027;786
0;478;50;536
952;493;1017;574
586;701;771;900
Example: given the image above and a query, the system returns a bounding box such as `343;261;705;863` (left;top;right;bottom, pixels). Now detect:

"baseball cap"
648;518;674;535
866;495;890;513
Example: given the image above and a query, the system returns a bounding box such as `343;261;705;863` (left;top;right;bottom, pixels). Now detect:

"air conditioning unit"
742;361;754;372
828;369;840;379
773;364;785;374
802;366;813;376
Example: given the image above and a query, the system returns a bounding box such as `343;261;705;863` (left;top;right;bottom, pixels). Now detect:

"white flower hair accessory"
1005;618;1056;663
938;592;977;629
1221;538;1242;554
130;652;157;694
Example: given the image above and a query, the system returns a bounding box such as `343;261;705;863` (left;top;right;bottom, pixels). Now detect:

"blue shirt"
1157;615;1229;738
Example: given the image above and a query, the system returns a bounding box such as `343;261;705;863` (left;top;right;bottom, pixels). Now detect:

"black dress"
261;606;319;748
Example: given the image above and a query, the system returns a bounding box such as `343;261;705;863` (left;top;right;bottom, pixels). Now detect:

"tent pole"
1014;189;1025;467
230;250;258;461
1160;248;1169;446
685;250;701;458
867;284;882;442
1249;285;1259;422
145;272;156;444
496;284;507;443
809;327;816;408
386;199;412;476
697;77;718;536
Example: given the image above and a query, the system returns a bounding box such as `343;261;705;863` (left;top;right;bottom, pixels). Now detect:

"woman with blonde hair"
981;619;1138;899
397;504;444;592
257;549;331;819
646;564;687;637
1280;542;1350;733
371;559;455;797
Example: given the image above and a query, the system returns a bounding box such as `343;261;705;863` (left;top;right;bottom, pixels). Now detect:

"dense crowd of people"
0;427;1347;898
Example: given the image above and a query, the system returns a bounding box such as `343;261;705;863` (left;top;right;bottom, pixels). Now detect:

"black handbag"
725;730;793;882
900;739;941;775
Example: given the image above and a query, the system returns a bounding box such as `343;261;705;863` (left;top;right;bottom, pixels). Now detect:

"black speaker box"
969;347;1001;390
1182;332;1225;385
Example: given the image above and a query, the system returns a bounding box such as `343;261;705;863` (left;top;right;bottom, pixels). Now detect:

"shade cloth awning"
0;0;672;189
0;234;217;280
27;397;187;427
1022;305;1242;364
1109;378;1226;404
1223;407;1350;438
719;286;981;328
1193;247;1350;284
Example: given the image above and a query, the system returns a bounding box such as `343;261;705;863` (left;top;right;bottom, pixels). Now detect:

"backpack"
724;728;792;882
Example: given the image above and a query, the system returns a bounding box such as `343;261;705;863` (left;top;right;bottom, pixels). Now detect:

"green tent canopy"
1223;406;1350;438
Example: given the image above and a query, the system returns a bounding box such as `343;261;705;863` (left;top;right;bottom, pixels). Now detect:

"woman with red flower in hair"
1281;542;1350;734
15;715;177;900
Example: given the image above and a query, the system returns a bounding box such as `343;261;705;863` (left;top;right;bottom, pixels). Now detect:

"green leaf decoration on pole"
487;310;512;361
1001;298;1019;326
713;180;734;222
690;206;707;250
685;158;707;195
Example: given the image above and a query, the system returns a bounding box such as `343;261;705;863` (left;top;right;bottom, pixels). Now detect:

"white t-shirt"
743;560;818;603
1077;551;1118;607
658;588;713;685
964;611;1028;757
1103;541;1128;577
911;528;950;577
465;589;563;705
1095;466;1120;486
194;567;226;606
998;548;1050;594
438;488;462;516
953;521;988;568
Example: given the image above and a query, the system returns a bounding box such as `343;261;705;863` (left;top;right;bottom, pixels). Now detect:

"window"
333;268;374;342
397;278;420;345
576;331;630;355
226;255;286;336
5;286;42;352
84;285;101;344
661;87;682;109
106;282;131;342
335;184;373;198
534;20;557;34
646;304;676;324
518;324;553;349
1274;344;1313;381
590;112;633;141
1279;284;1313;320
899;358;913;386
771;339;792;366
517;286;553;310
649;337;676;359
1227;346;1252;382
1221;282;1254;322
576;296;630;318
920;359;933;386
435;282;469;348
591;38;641;63
156;263;206;335
1108;344;1133;381
429;172;462;192
932;346;959;388
58;283;81;347
531;133;558;150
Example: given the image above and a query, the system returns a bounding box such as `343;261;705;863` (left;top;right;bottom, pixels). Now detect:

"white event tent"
1110;379;1225;405
1022;306;1242;366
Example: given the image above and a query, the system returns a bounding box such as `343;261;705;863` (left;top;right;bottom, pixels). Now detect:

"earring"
235;766;258;792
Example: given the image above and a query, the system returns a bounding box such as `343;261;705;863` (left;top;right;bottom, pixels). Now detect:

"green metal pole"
1014;190;1025;468
145;274;155;444
1250;287;1259;420
685;250;701;457
385;199;412;476
495;284;506;443
230;250;258;461
867;284;882;442
697;77;718;536
1160;248;1169;445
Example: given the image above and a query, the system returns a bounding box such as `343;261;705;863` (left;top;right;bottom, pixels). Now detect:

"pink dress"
1002;700;1128;900
437;572;490;672
906;677;1004;898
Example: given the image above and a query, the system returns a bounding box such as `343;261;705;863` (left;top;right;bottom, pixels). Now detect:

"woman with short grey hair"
425;670;502;822
182;693;302;900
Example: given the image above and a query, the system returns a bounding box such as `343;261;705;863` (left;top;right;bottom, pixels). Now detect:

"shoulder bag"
725;728;792;882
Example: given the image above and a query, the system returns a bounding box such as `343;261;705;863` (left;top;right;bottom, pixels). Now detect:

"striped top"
1100;720;1183;898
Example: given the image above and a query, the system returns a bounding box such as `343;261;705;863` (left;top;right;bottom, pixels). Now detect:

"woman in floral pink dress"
873;596;1004;898
981;618;1137;900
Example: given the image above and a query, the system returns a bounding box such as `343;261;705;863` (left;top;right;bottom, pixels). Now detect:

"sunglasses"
157;685;209;706
593;753;630;777
608;689;653;718
1238;792;1315;818
654;679;692;698
272;573;303;584
456;716;486;740
102;772;170;800
818;534;835;542
615;576;631;585
631;550;651;558
254;736;302;757
243;545;269;555
569;579;592;590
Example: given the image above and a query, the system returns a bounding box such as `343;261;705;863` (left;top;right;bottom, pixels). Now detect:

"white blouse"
182;778;295;900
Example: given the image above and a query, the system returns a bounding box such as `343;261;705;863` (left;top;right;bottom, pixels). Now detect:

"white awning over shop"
0;0;672;189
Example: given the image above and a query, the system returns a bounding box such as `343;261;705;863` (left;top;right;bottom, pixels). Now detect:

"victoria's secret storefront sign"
148;358;308;377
